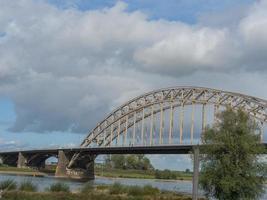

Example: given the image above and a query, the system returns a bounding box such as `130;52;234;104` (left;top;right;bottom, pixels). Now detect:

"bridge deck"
0;145;195;155
1;143;267;156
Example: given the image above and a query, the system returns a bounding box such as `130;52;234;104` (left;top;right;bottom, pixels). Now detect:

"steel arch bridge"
1;85;267;199
68;86;267;167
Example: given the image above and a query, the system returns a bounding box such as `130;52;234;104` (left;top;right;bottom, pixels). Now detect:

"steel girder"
81;86;267;148
67;86;267;168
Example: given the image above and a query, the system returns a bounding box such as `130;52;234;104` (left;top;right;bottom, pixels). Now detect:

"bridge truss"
68;86;267;167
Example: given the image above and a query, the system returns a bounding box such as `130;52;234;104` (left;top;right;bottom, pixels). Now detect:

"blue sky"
1;0;267;170
0;98;15;124
0;97;84;148
46;0;255;23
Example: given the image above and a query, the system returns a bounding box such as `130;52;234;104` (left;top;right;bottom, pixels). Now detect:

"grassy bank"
0;166;46;177
95;168;192;181
0;166;38;172
3;191;195;200
0;180;204;200
95;168;155;179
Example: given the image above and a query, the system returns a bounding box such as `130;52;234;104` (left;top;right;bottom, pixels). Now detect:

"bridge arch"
80;86;267;148
26;152;58;169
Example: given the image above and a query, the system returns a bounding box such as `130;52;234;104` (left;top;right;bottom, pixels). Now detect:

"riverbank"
0;171;46;177
0;166;192;181
0;166;46;177
95;168;192;181
95;175;192;183
3;191;196;200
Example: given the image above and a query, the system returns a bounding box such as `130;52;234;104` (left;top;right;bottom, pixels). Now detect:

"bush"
19;180;37;192
154;169;177;180
48;182;70;192
0;179;17;191
127;185;143;196
96;185;109;190
81;182;94;193
143;185;159;195
3;191;82;200
109;182;126;194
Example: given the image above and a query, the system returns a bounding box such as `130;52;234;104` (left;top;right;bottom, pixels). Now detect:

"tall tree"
110;155;125;169
200;108;267;200
106;154;154;170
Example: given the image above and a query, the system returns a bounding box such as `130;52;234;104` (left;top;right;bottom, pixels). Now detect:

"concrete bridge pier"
55;150;69;177
17;152;27;168
55;150;95;180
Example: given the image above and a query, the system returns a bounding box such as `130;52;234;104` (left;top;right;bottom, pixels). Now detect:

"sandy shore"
0;170;46;177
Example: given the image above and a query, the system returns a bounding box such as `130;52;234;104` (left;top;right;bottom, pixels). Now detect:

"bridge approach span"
0;145;195;180
0;145;194;156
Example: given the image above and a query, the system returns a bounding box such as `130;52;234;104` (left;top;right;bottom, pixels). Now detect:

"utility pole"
192;146;200;200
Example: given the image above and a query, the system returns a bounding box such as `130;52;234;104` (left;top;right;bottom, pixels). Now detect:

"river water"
0;174;266;199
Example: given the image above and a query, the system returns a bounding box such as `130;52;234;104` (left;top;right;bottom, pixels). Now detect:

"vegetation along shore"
0;179;204;200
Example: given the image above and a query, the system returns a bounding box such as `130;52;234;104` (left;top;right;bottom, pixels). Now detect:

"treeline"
155;169;177;179
99;155;192;180
104;155;154;170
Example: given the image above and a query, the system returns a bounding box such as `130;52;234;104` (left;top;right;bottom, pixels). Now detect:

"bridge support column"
17;152;27;168
192;146;200;200
55;150;95;180
66;155;95;180
55;150;69;177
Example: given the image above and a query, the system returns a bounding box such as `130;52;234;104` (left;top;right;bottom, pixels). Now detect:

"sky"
0;0;267;170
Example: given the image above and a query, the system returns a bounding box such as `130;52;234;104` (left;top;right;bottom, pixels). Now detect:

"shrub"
127;185;143;196
96;185;109;190
143;185;160;195
81;182;94;193
155;169;177;180
109;182;126;195
19;180;37;192
48;182;70;192
0;179;17;191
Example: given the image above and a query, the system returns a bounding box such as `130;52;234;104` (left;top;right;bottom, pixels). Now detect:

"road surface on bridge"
0;145;195;156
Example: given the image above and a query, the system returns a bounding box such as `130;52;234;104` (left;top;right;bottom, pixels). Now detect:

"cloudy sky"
0;0;267;170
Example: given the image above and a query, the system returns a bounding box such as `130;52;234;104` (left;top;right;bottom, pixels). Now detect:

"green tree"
107;154;154;170
142;157;153;170
200;108;267;200
110;155;125;169
126;155;138;169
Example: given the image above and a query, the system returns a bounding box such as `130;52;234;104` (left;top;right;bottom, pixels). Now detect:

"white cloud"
134;27;228;75
239;0;267;46
0;0;267;134
0;138;26;150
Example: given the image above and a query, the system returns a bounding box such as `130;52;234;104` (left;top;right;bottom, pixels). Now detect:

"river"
0;174;266;199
